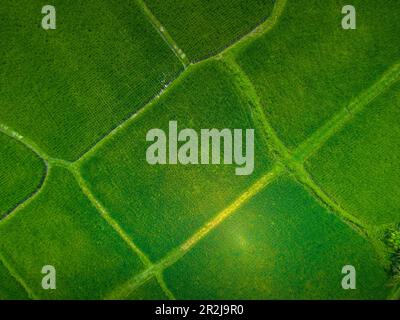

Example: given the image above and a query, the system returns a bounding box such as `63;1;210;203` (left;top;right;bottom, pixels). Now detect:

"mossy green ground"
1;0;399;299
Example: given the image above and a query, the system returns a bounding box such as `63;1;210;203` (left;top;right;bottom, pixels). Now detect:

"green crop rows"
0;0;399;299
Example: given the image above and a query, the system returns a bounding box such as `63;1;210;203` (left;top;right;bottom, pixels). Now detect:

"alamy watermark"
342;5;356;30
41;265;56;290
341;265;356;290
41;5;56;30
146;121;255;176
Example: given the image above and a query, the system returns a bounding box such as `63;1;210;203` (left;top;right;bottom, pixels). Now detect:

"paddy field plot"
0;0;399;300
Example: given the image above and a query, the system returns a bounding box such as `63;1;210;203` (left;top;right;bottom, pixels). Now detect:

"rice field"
0;0;399;300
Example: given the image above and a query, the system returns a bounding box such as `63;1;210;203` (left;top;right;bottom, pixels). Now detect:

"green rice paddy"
0;0;399;300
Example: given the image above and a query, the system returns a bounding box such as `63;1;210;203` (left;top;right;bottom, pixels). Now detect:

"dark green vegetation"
0;0;182;161
145;0;275;62
1;0;399;300
0;133;45;216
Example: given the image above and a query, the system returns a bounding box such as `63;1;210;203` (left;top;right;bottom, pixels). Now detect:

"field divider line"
293;62;400;163
106;165;283;299
219;15;400;247
224;53;396;289
224;56;371;232
226;56;400;231
73;0;287;168
135;0;189;68
70;168;152;266
0;145;80;223
0;252;39;300
221;56;292;162
156;272;176;300
0;162;48;222
285;62;400;243
73;68;189;167
289;164;393;271
0;124;60;222
224;56;400;285
1;0;286;170
0;164;51;226
69;166;176;299
217;0;287;60
0;124;73;222
0;123;50;162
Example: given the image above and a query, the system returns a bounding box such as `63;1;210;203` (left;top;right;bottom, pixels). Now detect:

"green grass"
306;83;400;227
164;177;390;299
0;0;182;161
235;0;400;149
145;0;275;62
81;60;273;261
0;167;145;299
0;132;45;216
